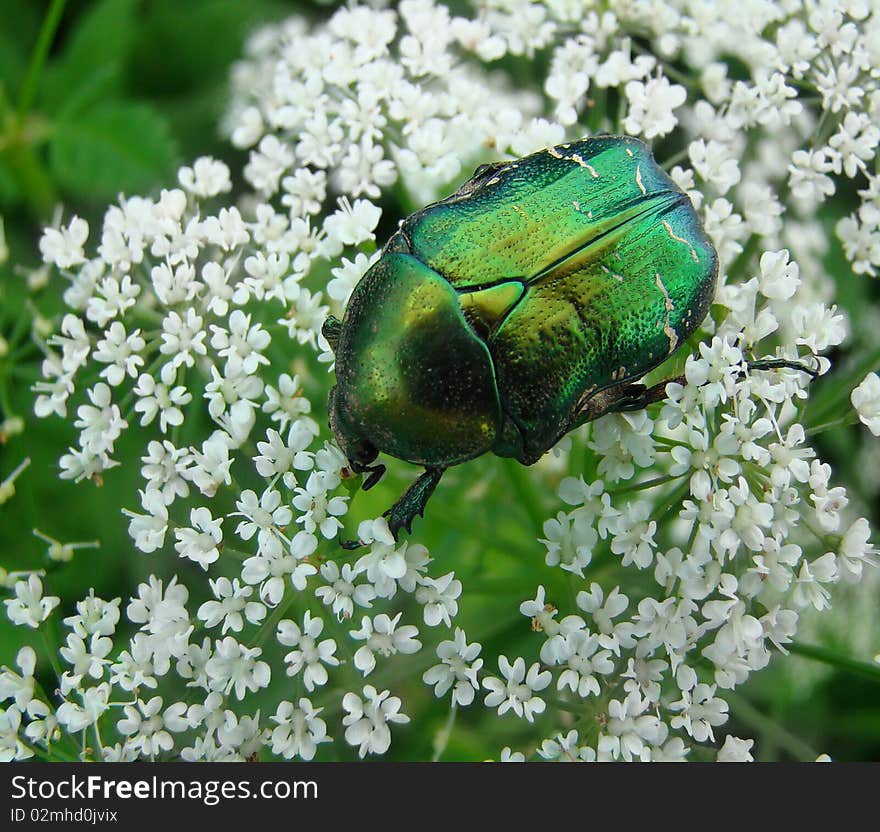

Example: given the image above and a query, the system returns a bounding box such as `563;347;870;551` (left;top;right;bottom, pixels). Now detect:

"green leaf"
39;0;139;115
60;0;139;79
128;0;287;95
0;156;20;206
0;1;40;93
48;101;177;201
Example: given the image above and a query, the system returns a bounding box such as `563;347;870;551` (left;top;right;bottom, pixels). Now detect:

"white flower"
178;156;232;198
74;382;127;456
717;735;755;762
39;215;89;268
210;310;271;375
538;729;596;762
277;612;339;691
553;630;614;698
126;576;192;660
758;249;801;301
141;440;190;505
56;682;111;733
422;628;483;707
342;685;409;757
234;488;291;557
205;637;271;700
483;656;551;722
315;560;376;621
262;374;312;432
669;682;729;742
610;501;657;570
0;647;37;710
110;633;163;692
59;632;113;680
837;518;878;582
174;507;223;570
292;472;348;539
540;511;597;576
689;139;740;195
197;578;265;634
322;196;382;249
117;697;188;758
270;699;331;760
350;613;421;676
415;572;461;626
600;693;666;761
4;575;60;629
852;372;880;436
623;74;687;139
123;489;169;553
133;374;191;433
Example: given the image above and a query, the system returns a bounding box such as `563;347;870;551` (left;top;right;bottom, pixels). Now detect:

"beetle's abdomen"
334;253;502;467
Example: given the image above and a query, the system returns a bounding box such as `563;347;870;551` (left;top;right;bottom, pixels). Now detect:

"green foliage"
0;0;292;222
1;0;879;763
49;101;176;199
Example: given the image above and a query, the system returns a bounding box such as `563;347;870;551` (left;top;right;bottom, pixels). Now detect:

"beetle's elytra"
323;135;718;541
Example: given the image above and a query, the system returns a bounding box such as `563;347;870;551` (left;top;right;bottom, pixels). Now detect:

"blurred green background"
1;0;879;761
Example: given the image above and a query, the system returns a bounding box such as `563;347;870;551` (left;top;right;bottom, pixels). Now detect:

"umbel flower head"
5;0;879;762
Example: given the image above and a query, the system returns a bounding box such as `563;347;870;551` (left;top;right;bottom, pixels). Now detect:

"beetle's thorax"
330;252;503;469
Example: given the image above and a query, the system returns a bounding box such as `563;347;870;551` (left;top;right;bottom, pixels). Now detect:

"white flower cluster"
3;0;879;762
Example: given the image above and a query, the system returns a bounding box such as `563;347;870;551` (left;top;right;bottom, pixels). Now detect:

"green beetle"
322;135;718;541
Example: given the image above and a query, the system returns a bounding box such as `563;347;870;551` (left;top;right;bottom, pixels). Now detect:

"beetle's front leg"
385;467;445;540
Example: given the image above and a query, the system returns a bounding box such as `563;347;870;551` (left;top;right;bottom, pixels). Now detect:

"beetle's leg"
563;381;671;432
361;463;386;491
745;356;821;379
612;378;683;412
568;355;820;432
321;316;342;353
384;467;445;540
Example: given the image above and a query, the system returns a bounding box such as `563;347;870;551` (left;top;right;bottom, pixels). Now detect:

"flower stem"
609;472;684;495
806;412;861;437
431;702;457;762
725;691;818;761
502;458;545;535
789;642;880;683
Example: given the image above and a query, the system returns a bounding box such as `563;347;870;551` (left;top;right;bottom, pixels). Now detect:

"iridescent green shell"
331;135;717;469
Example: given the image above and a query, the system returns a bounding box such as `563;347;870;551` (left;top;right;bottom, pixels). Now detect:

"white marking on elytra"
547;147;563;159
486;177;501;186
600;263;624;282
573;200;581;211
655;272;678;353
512;205;528;219
635;165;647;195
625;148;634;157
662;220;700;263
571;153;600;178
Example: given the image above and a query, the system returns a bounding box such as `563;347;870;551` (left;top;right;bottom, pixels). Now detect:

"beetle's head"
328;385;386;491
